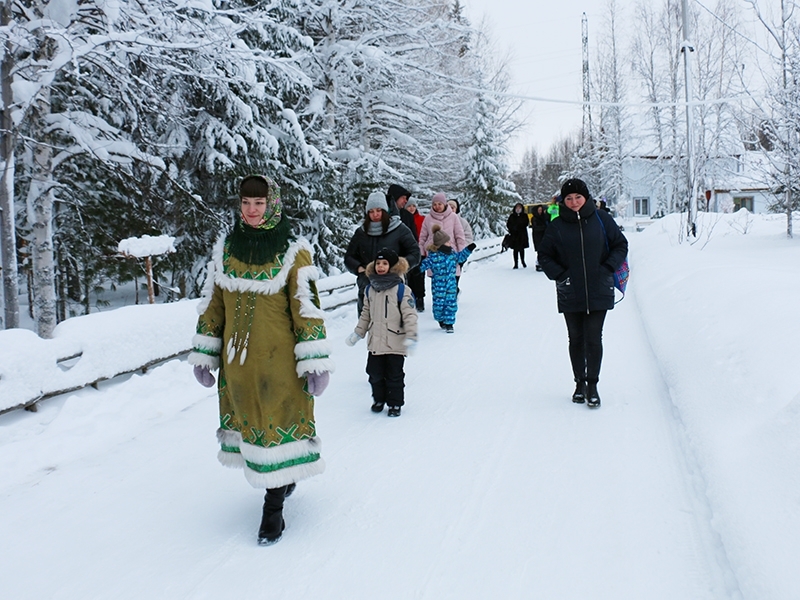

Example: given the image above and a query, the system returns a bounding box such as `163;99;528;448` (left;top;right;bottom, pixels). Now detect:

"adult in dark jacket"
404;197;427;311
345;191;420;314
538;178;628;408
530;204;548;271
387;184;417;239
506;203;530;268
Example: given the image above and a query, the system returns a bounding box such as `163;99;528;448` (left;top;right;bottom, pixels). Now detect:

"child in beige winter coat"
346;247;418;417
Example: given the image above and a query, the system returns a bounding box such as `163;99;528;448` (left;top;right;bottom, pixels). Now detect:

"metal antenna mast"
581;12;592;146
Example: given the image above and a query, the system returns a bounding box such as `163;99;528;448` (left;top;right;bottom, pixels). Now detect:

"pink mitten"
306;371;330;396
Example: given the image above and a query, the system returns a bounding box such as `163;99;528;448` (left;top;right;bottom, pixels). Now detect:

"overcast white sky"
463;0;778;170
463;0;635;168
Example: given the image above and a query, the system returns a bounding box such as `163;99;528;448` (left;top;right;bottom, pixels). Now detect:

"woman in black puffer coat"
538;178;628;408
506;203;530;268
345;191;420;314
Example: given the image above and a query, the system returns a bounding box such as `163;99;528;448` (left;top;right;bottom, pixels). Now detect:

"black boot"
416;297;425;312
258;486;287;545
371;401;385;413
572;380;586;404
586;381;601;408
387;405;401;417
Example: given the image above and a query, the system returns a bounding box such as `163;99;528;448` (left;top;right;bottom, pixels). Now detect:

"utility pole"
681;0;697;238
581;13;592;147
781;0;793;238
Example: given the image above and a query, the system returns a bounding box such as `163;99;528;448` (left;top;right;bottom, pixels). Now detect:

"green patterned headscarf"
228;175;292;265
239;175;282;230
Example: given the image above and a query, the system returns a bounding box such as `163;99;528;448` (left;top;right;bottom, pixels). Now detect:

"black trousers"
407;265;425;301
513;248;526;266
563;310;607;383
366;353;405;407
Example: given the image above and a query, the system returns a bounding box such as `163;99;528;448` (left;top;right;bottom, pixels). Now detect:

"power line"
692;0;773;57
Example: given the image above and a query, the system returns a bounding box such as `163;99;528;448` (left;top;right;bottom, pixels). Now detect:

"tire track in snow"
626;285;744;600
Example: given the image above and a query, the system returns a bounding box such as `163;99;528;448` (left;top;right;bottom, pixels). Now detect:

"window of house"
733;197;754;212
634;197;650;216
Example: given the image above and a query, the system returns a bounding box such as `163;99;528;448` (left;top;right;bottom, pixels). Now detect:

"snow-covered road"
2;237;766;599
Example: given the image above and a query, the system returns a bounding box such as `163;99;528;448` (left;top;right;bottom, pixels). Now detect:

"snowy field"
1;211;798;600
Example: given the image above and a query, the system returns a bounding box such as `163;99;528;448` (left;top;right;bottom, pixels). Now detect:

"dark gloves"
466;243;477;251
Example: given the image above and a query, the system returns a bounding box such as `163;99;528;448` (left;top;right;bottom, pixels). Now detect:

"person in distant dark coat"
404;197;427;311
530;204;548;271
538;178;628;409
506;203;530;269
387;184;417;239
345;191;420;314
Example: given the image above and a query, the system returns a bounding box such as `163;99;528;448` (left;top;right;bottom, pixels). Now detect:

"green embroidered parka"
188;236;334;489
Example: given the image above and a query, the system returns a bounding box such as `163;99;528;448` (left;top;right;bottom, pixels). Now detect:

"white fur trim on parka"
193;235;334;374
216;428;325;489
188;334;222;370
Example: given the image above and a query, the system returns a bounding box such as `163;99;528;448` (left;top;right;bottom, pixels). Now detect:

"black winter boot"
387;406;401;417
258;486;287;545
586;381;601;408
572;380;586;404
371;401;385;413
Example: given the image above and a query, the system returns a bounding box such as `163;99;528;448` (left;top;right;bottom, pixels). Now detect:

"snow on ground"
0;212;798;600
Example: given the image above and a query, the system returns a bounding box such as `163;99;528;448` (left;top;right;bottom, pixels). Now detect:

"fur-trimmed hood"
364;256;409;277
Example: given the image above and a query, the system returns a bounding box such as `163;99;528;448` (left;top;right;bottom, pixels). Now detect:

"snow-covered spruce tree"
11;0;326;320
294;0;474;229
122;0;328;287
458;81;520;237
5;0;176;333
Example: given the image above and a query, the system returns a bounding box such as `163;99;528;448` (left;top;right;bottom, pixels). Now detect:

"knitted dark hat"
387;184;412;203
240;175;272;198
560;178;591;200
375;247;399;268
432;224;450;247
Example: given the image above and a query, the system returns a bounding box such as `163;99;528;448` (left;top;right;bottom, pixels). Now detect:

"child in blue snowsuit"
419;225;476;333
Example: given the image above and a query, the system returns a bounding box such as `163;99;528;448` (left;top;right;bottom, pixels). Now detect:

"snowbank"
0;301;198;413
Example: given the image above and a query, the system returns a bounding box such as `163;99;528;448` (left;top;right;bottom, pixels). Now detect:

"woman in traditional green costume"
189;175;334;545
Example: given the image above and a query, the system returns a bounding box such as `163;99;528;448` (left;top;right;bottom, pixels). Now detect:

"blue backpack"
595;212;630;301
364;283;414;325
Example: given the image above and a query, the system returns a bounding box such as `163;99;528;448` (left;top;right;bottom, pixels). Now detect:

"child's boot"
388;405;401;417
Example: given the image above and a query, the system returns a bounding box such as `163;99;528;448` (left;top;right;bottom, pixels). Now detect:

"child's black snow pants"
366;353;405;407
